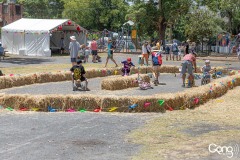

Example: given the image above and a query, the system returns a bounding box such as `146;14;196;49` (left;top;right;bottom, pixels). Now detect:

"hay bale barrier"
101;74;150;90
0;65;239;113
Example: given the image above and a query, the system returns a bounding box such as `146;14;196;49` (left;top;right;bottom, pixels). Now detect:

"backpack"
172;44;178;52
152;52;162;65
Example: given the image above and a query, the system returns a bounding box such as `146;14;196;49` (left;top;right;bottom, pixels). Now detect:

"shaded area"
0;57;54;66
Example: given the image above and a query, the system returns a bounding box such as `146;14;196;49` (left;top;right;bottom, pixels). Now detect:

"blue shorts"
71;58;76;62
181;60;193;75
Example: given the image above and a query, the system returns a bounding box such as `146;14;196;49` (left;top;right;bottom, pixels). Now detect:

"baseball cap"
77;60;82;64
127;58;131;61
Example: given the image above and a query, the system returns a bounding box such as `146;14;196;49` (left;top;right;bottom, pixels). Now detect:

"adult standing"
90;38;98;63
104;39;118;68
172;41;179;61
180;52;197;88
146;41;152;58
141;42;149;66
69;36;80;66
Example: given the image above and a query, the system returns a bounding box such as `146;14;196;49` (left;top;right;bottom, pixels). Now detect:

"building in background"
0;0;23;27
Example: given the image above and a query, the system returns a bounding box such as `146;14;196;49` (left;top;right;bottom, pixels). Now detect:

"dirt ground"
128;86;240;160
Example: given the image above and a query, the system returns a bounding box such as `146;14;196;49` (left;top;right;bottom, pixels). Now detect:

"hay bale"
2;94;28;109
65;95;101;111
44;95;66;111
101;74;150;90
0;77;5;89
101;96;133;112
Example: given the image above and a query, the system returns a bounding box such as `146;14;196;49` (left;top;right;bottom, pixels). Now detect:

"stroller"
96;55;102;62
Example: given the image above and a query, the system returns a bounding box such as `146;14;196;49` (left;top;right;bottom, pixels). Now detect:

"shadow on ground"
0;57;54;65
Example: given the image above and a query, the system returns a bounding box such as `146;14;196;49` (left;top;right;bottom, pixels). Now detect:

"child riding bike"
70;60;90;91
121;58;135;76
201;60;212;85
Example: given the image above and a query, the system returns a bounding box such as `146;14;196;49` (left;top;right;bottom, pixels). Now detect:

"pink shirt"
183;54;196;62
90;41;98;50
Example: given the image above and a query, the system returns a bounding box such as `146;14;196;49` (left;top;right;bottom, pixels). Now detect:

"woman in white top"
141;42;149;66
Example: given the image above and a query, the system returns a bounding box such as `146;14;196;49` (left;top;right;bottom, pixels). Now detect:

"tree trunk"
158;17;167;48
202;37;204;54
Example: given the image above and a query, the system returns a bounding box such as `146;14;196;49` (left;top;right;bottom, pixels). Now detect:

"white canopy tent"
1;18;87;57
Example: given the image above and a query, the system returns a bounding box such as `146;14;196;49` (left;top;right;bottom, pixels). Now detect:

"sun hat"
70;36;76;41
205;60;210;63
127;57;131;61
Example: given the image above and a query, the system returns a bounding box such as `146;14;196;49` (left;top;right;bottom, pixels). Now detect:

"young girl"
84;46;91;63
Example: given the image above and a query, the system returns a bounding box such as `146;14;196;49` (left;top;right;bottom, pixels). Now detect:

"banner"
131;30;137;39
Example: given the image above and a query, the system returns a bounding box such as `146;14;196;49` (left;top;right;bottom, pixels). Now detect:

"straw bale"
101;74;150;90
35;73;54;83
44;95;66;111
2;94;29;109
0;77;5;89
50;72;69;82
101;96;133;112
64;94;102;111
24;95;46;111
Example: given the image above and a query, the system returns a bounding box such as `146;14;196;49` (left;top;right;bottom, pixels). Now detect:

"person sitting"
121;57;135;76
70;60;89;91
201;60;212;84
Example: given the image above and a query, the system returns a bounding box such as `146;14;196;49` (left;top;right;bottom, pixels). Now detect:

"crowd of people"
68;36;214;90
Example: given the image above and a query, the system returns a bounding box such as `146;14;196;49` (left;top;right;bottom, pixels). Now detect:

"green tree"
128;0;191;45
201;0;240;34
17;0;64;18
185;8;223;52
62;0;128;31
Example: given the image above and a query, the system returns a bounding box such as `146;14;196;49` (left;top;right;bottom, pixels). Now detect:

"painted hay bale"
44;95;66;111
130;96;166;112
2;94;29;109
101;96;133;112
101;74;150;90
23;95;47;111
64;95;101;111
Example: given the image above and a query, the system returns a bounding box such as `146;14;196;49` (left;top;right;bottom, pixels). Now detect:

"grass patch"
128;86;240;160
1;63;116;75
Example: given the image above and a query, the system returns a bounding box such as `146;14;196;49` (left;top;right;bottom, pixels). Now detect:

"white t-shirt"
142;45;148;54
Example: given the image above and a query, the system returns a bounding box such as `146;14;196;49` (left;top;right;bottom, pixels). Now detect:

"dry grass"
0;63;118;75
128;86;240;160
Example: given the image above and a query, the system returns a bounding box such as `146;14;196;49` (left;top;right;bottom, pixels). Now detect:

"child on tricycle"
121;58;135;76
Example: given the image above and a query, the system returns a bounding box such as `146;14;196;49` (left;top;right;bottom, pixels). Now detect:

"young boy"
121;57;135;76
70;60;89;91
201;60;212;84
152;51;162;85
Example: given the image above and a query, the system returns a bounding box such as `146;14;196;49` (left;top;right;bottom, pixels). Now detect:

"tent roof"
1;18;84;33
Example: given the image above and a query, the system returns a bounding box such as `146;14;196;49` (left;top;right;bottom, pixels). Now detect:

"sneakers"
181;84;185;88
154;80;158;86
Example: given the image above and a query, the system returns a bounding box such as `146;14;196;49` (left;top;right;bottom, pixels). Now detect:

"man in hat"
69;36;81;66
